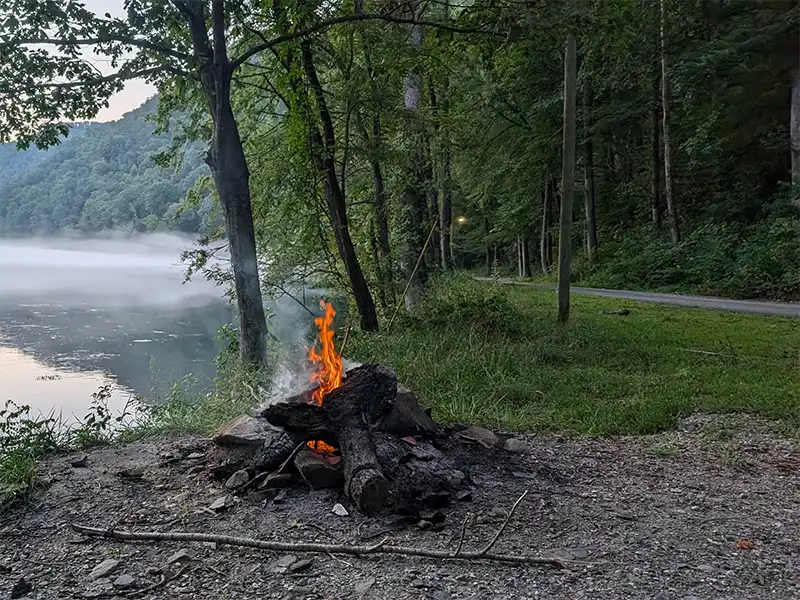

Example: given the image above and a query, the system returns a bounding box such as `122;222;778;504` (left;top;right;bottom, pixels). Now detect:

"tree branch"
231;13;492;70
1;36;189;62
0;66;175;95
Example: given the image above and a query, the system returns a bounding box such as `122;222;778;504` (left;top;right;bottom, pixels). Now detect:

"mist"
0;234;225;307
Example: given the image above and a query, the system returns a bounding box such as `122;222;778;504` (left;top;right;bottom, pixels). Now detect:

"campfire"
210;300;477;516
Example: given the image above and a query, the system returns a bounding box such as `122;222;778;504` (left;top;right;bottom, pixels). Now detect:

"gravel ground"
1;412;798;600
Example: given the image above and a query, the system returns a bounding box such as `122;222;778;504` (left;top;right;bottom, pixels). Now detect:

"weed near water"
349;275;800;435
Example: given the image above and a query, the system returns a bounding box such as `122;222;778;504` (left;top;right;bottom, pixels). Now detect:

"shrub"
419;274;521;335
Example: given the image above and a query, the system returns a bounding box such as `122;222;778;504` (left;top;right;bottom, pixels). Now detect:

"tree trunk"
440;138;453;270
400;0;428;310
540;182;552;274
557;34;578;324
354;8;393;304
188;0;267;368
660;0;680;243
521;237;531;277
651;74;663;228
583;87;597;262
792;69;800;195
483;214;492;276
300;41;379;331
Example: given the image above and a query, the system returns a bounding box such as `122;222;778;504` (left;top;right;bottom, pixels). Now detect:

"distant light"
457;216;468;225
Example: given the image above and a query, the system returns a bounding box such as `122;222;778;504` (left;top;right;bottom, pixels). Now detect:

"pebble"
89;559;120;581
503;438;528;452
113;574;136;588
224;469;250;489
332;503;349;517
209;495;234;512
167;549;195;565
10;577;32;599
355;577;376;596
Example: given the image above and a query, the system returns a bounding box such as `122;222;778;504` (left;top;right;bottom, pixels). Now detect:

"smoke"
0;233;225;307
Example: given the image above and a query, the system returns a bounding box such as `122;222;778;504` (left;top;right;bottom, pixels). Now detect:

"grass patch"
350;275;799;435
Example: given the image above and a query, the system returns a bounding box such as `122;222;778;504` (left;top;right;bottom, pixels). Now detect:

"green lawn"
350;282;799;436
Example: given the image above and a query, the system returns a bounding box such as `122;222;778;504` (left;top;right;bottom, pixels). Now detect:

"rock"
294;448;343;490
456;490;472;502
455;426;498;448
112;574;136;589
186;465;205;476
489;507;507;519
417;519;433;530
419;509;445;523
503;438;528;452
570;547;590;559
209;495;234;512
167;550;196;565
185;452;205;460
10;577;32;599
270;554;299;574
89;559;120;581
116;466;145;480
332;503;349;517
288;558;314;573
224;469;250;489
355;577;376;596
213;414;278;446
70;455;88;468
259;472;294;489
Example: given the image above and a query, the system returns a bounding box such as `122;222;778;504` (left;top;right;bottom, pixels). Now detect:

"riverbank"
1;412;798;599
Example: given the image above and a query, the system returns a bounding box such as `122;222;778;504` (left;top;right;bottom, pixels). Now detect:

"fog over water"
0;234;232;420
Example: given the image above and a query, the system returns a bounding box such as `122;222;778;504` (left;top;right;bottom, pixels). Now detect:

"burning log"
264;364;395;511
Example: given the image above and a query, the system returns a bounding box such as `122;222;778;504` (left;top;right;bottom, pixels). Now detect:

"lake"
0;235;233;422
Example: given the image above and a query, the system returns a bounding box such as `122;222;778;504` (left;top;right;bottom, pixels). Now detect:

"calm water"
0;235;232;421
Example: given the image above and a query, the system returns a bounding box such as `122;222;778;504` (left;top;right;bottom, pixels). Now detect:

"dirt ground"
1;412;798;600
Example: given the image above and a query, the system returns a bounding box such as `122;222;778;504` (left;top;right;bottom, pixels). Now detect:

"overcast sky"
84;0;155;122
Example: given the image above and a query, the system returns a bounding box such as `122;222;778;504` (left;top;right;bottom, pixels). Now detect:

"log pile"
211;363;468;515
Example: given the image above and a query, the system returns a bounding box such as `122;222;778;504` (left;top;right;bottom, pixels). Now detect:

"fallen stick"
71;524;564;568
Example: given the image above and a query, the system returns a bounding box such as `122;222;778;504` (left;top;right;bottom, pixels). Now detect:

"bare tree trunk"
521;237;531;277
540;182;552;274
483;214;491;276
792;69;800;196
557;34;578;323
660;0;680;243
188;0;267;367
651;74;663;228
583;87;597;262
301;41;379;331
400;0;428;310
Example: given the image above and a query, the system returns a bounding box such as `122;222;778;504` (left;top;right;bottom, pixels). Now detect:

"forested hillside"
0;100;209;235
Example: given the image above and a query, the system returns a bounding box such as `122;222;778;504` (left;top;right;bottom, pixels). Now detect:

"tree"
582;86;597;261
557;34;577;323
659;0;680;243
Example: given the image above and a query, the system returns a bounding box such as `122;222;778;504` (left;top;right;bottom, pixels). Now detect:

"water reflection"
0;235;232;418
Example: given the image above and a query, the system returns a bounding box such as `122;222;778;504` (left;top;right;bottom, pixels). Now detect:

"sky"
84;0;155;122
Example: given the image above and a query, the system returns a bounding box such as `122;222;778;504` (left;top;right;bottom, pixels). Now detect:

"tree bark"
792;69;800;196
557;34;578;323
185;0;267;367
400;0;429;311
660;0;680;243
521;237;531;278
300;41;379;331
651;73;663;228
540;181;552;274
483;213;492;276
583;87;597;262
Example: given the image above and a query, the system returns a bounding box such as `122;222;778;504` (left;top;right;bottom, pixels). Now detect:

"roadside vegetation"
350;276;800;435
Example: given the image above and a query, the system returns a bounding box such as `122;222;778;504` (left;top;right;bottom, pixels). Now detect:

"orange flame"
307;300;342;455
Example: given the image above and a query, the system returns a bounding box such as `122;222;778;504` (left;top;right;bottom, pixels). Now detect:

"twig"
339;324;352;359
71;523;563;568
387;219;439;332
480;490;528;555
452;513;471;557
277;442;307;474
